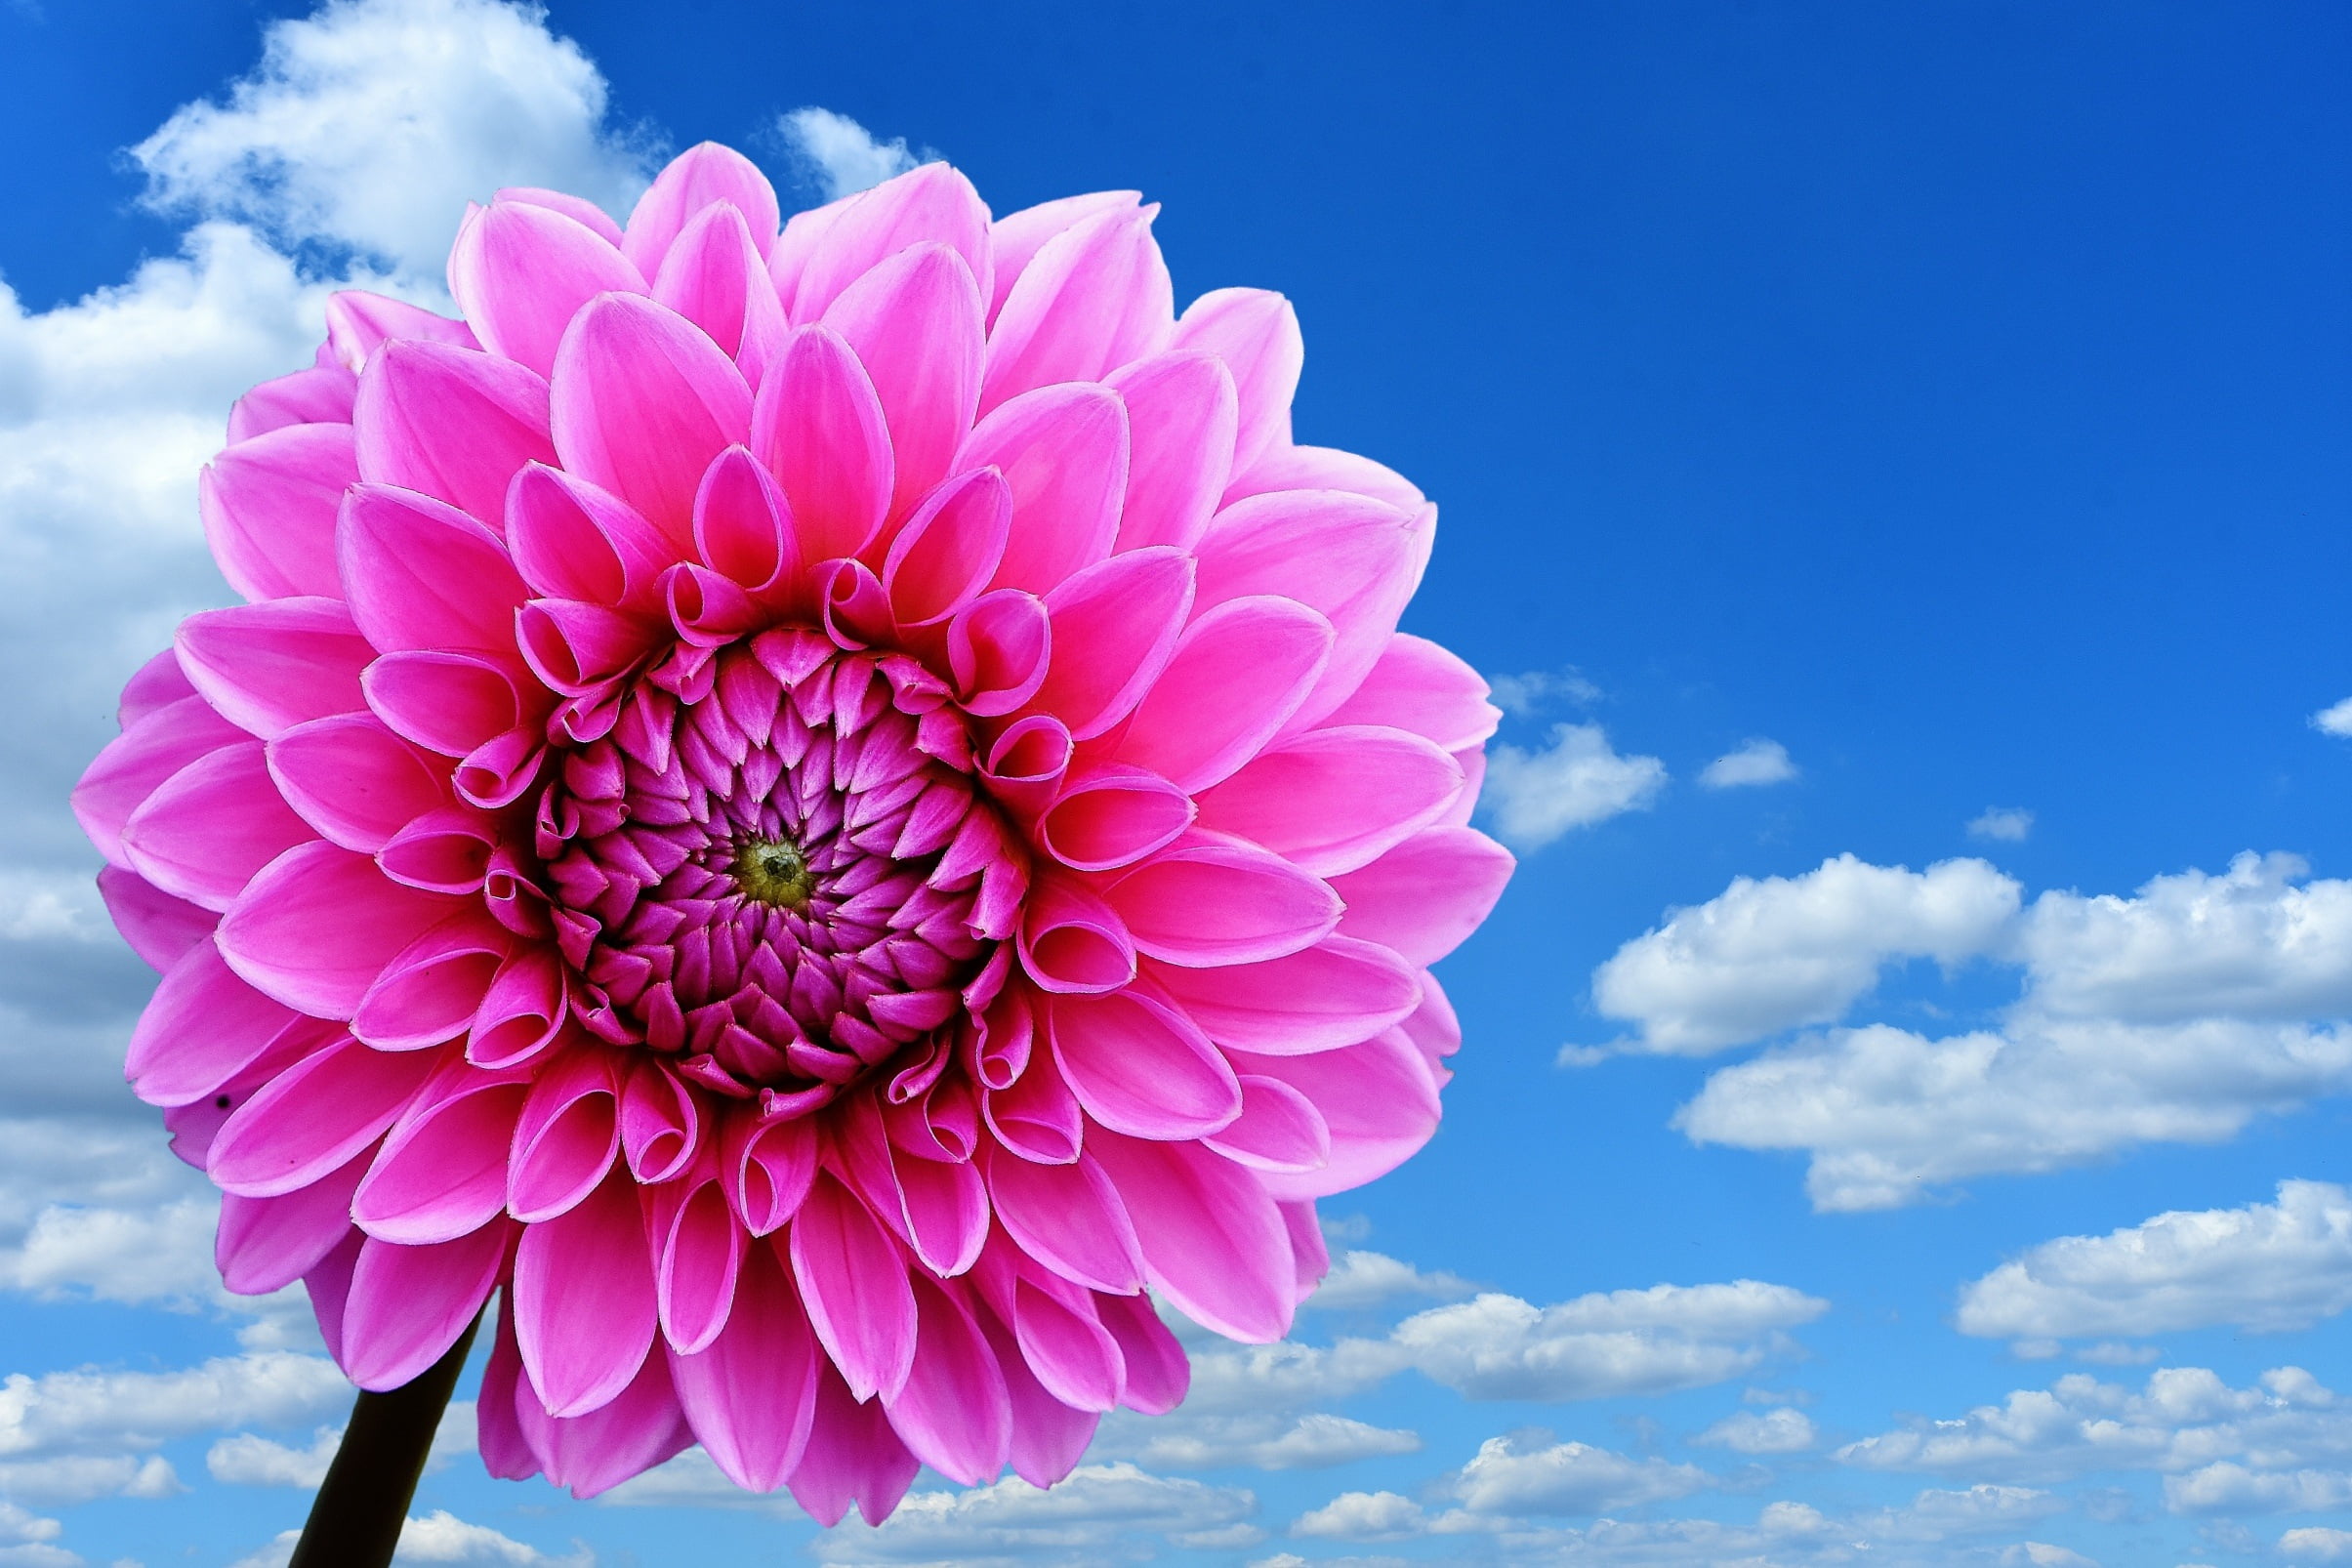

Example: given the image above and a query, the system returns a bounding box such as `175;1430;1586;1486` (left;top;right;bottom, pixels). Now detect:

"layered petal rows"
75;145;1512;1522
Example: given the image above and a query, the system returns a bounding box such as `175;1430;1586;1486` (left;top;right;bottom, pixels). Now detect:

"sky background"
0;1;2348;1565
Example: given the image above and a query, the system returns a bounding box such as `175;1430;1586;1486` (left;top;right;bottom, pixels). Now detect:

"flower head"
72;144;1512;1520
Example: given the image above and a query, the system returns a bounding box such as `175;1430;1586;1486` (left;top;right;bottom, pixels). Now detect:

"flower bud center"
729;835;813;910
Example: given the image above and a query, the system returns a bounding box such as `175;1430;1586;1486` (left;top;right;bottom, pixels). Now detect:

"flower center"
729;835;813;910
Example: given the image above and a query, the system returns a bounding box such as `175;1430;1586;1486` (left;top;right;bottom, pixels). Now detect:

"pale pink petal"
1112;595;1332;793
1143;934;1421;1055
671;1239;819;1491
120;742;312;912
788;1173;916;1402
338;483;529;658
982;205;1172;412
1195;723;1464;877
1203;1074;1330;1173
985;190;1139;324
1106;830;1341;968
97;866;216;972
117;647;196;729
126;937;298;1107
201;423;356;601
791;163;992;327
624;142;783;276
496;186;624;246
1106;351;1237;552
961;383;1129;596
1027;547;1191;739
1224;441;1425;513
881;1276;1011;1486
1047;989;1241;1139
73;697;253;869
324;292;478;374
1241;1030;1443;1201
749;325;893;566
341;1221;510;1389
227;364;357;444
1322;632;1501;751
449;199;647;378
216;1152;365;1295
1171;287;1301;474
217;842;459;1017
820;244;984;523
207;1033;441;1197
268;713;452;852
653;201;789;385
1330;824;1515;967
176;598;374;739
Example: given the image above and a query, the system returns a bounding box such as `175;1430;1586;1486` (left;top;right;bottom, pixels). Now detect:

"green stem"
287;1314;481;1568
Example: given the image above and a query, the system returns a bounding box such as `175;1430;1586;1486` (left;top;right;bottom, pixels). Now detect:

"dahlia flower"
73;144;1512;1520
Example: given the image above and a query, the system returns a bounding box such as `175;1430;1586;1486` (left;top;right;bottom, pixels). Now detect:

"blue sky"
0;1;2348;1564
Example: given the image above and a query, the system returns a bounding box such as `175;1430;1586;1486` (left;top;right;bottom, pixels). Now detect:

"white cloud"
2166;1463;2352;1515
1970;806;2037;843
1670;852;2352;1209
1957;1180;2352;1341
1486;669;1600;716
231;1512;588;1568
1696;1406;1816;1455
1130;1414;1421;1472
1699;738;1797;790
1481;723;1666;849
2285;1525;2352;1562
2311;699;2352;739
208;1427;340;1488
774;107;921;203
1289;1490;1438;1541
132;0;653;278
1303;1250;1474;1312
1593;854;2021;1054
1450;1433;1709;1515
807;1464;1259;1567
0;1351;349;1461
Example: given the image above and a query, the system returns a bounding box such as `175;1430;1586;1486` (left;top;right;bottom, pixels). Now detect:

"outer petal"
882;1276;1011;1486
1112;596;1332;794
98;866;216;972
514;1168;659;1418
176;598;374;740
125;937;298;1107
1171;287;1302;474
1225;440;1425;513
1194;724;1465;877
1047;990;1241;1140
338;484;529;658
351;341;556;526
227;364;357;444
820;244;985;523
1105;831;1341;968
120;741;313;912
654;201;789;384
788;1173;917;1403
200;423;356;601
216;842;458;1017
1240;1030;1444;1201
267;713;453;853
986;190;1139;323
790;163;992;327
961;384;1129;597
1027;548;1191;741
341;1222;511;1390
449;199;648;378
671;1239;820;1492
1330;825;1515;967
324;291;478;374
981;205;1172;413
352;1068;528;1243
785;1364;922;1527
982;1147;1143;1296
623;141;783;277
215;1153;366;1295
1106;351;1237;553
1323;633;1502;752
207;1030;438;1197
749;325;893;566
74;697;252;868
1089;1130;1295;1342
1143;934;1423;1055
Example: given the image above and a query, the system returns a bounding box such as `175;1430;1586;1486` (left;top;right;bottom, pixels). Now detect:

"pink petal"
962;383;1129;597
985;190;1136;321
1107;351;1237;553
215;1152;365;1295
721;1108;818;1237
217;842;458;1016
351;914;509;1050
787;1173;916;1403
654;1169;744;1353
786;1364;921;1527
691;445;801;603
1330;825;1515;967
507;1045;622;1221
379;805;499;894
338;483;529;658
267;713;451;852
324;291;478;374
977;714;1073;818
1171;288;1301;475
305;1228;365;1368
1204;1074;1330;1173
550;293;753;551
983;1146;1143;1295
515;1168;659;1417
116;647;195;730
1089;1130;1295;1342
820;243;984;523
176;598;374;739
362;651;529;759
207;1032;441;1197
1144;934;1421;1055
126;937;297;1107
201;422;356;601
1048;989;1241;1139
1225;440;1425;513
353;1069;528;1243
1195;723;1465;877
671;1238;819;1491
1015;873;1135;996
1006;1273;1125;1413
118;741;309;911
514;1315;694;1499
97;866;215;972
1096;1288;1189;1413
1240;1030;1444;1201
341;1221;510;1390
495;186;625;247
1106;830;1341;968
981;1044;1084;1166
624;141;783;277
449;199;648;378
227;365;357;445
978;1303;1099;1489
1027;547;1192;740
75;698;247;867
1111;595;1333;793
982;205;1172;413
946;589;1051;717
468;945;568;1068
351;341;555;527
1323;632;1502;751
889;1148;989;1279
1035;764;1194;872
749;325;892;566
791;163;992;327
882;467;1011;629
506;461;680;607
1283;1198;1331;1303
882;1276;1011;1486
653;201;788;384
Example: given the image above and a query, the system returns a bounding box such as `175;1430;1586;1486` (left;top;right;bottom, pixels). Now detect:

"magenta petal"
1331;825;1516;967
889;1149;989;1278
962;383;1129;597
983;1146;1143;1296
1007;1274;1125;1413
947;589;1052;717
1196;723;1465;877
1324;632;1502;751
787;1173;916;1403
551;293;753;551
1048;989;1241;1139
201;422;356;601
216;1152;365;1295
351;341;555;528
1107;351;1237;553
986;190;1139;321
227;364;357;445
1239;1030;1444;1201
1112;595;1333;793
1171;287;1302;474
97;866;216;972
721;1109;818;1236
338;483;529;658
1204;1074;1331;1173
882;467;1011;629
324;291;477;373
1096;1288;1189;1413
207;1031;440;1197
353;1070;527;1243
305;1227;365;1370
881;1276;1011;1486
820;243;985;523
217;842;458;1016
507;1046;622;1221
176;598;374;739
983;204;1172;413
980;1045;1084;1166
515;1168;659;1417
268;713;452;852
749;325;892;566
1226;441;1426;514
671;1239;819;1491
126;936;297;1107
979;1302;1099;1488
497;186;625;246
449;199;647;378
1145;934;1421;1055
1283;1198;1331;1303
1089;1130;1295;1342
693;445;802;604
1034;764;1194;872
517;1326;693;1499
792;163;992;328
120;741;313;912
625;142;783;276
656;1172;744;1352
116;647;196;729
362;651;526;759
341;1221;510;1390
654;201;788;384
75;697;248;867
506;462;680;606
1107;831;1341;968
1028;547;1192;740
1016;874;1135;995
786;1363;922;1527
476;1301;542;1482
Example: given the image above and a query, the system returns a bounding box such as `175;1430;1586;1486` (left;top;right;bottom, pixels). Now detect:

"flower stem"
288;1313;481;1568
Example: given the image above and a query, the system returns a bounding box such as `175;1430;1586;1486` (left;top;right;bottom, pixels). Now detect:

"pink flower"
72;145;1512;1520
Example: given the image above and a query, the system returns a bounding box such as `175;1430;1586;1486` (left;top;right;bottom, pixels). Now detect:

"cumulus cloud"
1449;1433;1710;1515
2312;699;2352;739
1481;723;1666;850
231;1510;588;1568
1699;738;1797;789
1135;1414;1421;1472
2286;1526;2352;1562
1970;806;2037;843
1957;1180;2352;1341
1697;1406;1817;1455
806;1464;1259;1567
132;0;653;277
1303;1250;1475;1312
773;106;921;202
1593;854;2021;1054
1665;852;2352;1209
1485;669;1600;716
